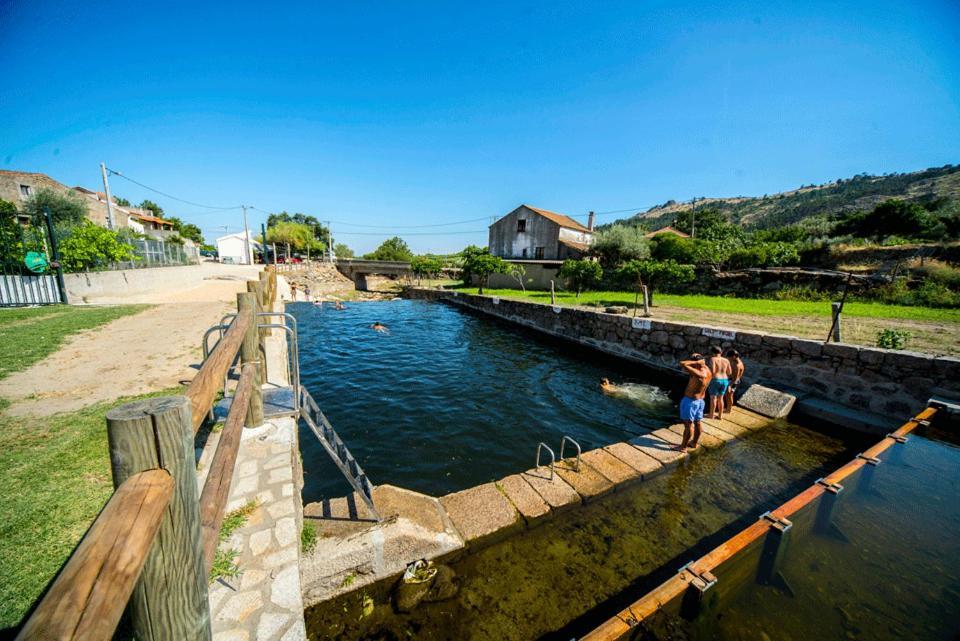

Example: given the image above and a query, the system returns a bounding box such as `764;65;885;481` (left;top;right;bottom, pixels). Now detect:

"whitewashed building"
216;231;261;264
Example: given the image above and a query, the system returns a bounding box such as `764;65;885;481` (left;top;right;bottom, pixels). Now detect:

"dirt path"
0;301;236;417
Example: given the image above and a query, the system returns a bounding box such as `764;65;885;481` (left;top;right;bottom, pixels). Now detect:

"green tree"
365;236;414;261
617;259;695;305
114;196;131;206
460;246;507;294
266;221;313;260
410;255;444;285
559;259;603;297
22;188;88;226
333;242;354;259
673;208;742;241
507;262;527;292
165;216;204;244
267;211;330;246
138;199;164;217
590;224;650;269
650;234;697;263
58;221;137;272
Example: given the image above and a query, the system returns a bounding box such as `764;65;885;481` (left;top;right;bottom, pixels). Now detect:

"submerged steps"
300;394;784;607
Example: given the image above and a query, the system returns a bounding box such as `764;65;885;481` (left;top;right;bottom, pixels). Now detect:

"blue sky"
2;1;958;254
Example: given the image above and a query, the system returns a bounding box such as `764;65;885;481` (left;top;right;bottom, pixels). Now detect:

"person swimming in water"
370;322;389;333
334;301;346;310
600;377;618;394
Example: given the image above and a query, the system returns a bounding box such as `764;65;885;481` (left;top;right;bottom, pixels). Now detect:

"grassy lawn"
0;389;178;631
450;287;960;323
0;304;149;380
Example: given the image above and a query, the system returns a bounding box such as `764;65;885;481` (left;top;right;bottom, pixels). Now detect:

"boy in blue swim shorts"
678;354;712;451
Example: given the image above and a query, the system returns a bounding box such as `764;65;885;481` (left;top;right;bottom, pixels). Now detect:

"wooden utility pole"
106;396;211;641
100;163;116;230
241;205;252;265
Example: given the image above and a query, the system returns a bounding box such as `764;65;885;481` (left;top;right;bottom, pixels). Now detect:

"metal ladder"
202;311;380;521
300;386;380;520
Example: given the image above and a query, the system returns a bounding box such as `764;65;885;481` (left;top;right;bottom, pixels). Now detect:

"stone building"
0;170;117;227
488;204;594;260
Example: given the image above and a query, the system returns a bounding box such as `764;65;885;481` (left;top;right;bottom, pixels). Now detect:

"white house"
216;231;261;265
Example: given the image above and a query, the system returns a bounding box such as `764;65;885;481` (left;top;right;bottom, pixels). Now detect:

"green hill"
617;164;960;230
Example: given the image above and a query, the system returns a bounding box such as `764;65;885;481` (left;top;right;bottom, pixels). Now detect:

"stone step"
439;482;522;549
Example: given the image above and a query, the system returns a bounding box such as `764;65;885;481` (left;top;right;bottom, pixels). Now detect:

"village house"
215;231;261;265
644;225;689;239
486;204;595;289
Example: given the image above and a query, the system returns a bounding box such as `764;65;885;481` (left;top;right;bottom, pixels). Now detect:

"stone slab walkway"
300;396;781;609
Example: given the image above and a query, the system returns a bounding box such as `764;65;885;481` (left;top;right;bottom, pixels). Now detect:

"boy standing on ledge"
678;354;713;452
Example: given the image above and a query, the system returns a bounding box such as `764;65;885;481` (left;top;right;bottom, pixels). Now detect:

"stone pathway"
300;393;785;608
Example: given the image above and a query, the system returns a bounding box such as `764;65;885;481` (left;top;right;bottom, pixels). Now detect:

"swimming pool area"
293;299;677;502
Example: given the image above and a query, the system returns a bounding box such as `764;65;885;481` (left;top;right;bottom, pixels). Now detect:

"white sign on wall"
452;291;459;296
631;317;651;330
702;327;736;341
552;305;562;314
492;297;500;305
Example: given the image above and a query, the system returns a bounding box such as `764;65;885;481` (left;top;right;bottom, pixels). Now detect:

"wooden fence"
16;271;279;641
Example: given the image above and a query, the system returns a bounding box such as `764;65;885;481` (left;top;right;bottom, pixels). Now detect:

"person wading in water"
725;349;745;413
706;345;731;419
678;354;712;452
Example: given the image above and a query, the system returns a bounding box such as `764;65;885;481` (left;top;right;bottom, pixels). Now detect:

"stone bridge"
335;259;412;290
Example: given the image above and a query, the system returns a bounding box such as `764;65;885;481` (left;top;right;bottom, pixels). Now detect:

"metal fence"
0;213;64;306
107;237;200;270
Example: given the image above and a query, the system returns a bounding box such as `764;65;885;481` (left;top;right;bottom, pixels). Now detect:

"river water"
292;299;677;503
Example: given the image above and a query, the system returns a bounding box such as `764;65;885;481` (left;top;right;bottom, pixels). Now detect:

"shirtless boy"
724;349;745;412
706;346;732;419
678;354;712;451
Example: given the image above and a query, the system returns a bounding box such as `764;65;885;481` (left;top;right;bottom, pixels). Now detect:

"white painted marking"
552;305;562;314
702;327;736;341
631;317;651;330
492;297;500;305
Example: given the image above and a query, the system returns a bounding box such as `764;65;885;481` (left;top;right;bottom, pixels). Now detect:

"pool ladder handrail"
300;385;381;521
560;435;581;472
535;442;556;480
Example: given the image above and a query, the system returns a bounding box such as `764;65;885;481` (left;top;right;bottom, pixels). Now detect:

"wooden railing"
16;280;276;641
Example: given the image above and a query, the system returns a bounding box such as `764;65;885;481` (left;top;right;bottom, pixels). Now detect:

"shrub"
590;225;650;268
773;286;832;302
559;259;603;297
876;328;911;350
459;245;507;294
21;188;88;226
57;221;137;272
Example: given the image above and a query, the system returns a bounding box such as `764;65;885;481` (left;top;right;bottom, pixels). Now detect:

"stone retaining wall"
404;288;960;430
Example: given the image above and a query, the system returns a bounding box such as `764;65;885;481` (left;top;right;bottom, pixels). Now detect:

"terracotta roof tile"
523;205;591;233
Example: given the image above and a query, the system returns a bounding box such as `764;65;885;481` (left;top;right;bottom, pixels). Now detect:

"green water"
304;421;867;641
675;432;960;641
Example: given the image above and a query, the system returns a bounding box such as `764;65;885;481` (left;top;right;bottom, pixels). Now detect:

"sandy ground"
0;276;267;417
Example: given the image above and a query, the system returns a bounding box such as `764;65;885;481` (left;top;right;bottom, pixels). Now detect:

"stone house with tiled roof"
488;204;595;261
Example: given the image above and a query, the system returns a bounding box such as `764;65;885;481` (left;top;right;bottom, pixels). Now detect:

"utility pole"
325;220;332;262
241;205;252;265
690;197;698;239
100;162;116;230
261;223;268;264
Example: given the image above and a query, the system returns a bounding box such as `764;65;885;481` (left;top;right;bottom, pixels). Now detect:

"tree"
559;259;602;297
138;199;164;217
165;216;204;244
650;234;697;263
22;188;88;226
508;262;527;292
365;236;414;261
617;259;695;305
673;208;742;241
459;246;507;294
590;224;650;269
57;221;137;272
114;196;131;206
267;211;330;246
860;199;936;241
266;221;313;260
410;255;444;285
333;243;354;259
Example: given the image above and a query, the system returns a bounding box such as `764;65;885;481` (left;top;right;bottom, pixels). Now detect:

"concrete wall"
405;288;960;431
487;261;561;290
64;262;262;303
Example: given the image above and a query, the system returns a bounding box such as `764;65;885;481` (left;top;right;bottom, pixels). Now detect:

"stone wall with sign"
404;288;960;431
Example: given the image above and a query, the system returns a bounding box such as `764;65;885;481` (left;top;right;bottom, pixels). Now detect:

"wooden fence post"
237;292;265;427
106;396;211;641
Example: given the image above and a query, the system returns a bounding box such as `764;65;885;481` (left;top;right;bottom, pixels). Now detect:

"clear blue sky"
2;0;958;254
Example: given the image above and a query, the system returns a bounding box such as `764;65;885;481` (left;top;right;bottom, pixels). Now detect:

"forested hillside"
620;164;960;230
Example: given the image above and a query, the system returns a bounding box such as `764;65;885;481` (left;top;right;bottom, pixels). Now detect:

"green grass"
451;288;960;323
301;520;318;554
0;304;150;380
210;549;241;583
219;500;259;541
0;388;179;630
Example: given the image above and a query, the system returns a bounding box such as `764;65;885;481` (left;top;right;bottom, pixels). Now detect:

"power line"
105;167;243;211
332;229;487;236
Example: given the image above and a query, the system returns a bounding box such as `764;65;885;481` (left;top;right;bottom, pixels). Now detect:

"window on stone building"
517;219;526;232
19;184;32;197
522;248;528;258
534;246;544;259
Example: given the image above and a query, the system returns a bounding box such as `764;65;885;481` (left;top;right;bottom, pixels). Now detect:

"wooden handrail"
581;407;939;641
184;309;251;434
198;362;257;569
16;470;173;641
